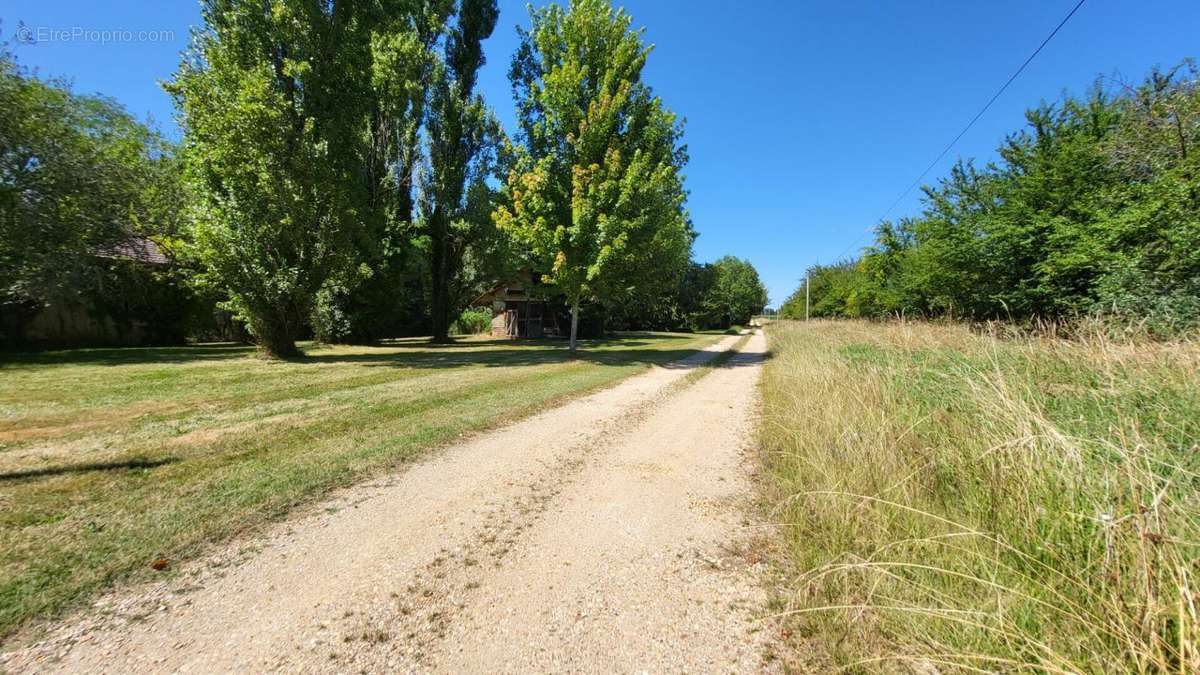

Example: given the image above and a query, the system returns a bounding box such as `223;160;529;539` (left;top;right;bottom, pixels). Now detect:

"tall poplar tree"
423;0;504;343
168;0;431;357
494;0;691;352
310;3;447;344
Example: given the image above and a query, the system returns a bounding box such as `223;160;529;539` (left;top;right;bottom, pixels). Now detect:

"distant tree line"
1;0;766;355
781;61;1200;336
606;255;768;332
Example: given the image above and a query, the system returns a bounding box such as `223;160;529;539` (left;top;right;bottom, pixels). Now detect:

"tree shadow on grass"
304;332;720;369
0;333;721;371
0;456;178;483
375;331;685;349
303;345;709;370
306;333;768;371
1;343;254;368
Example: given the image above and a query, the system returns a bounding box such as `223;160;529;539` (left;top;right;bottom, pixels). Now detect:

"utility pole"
805;270;810;321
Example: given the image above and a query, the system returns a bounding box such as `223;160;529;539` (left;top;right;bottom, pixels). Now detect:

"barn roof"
94;236;170;266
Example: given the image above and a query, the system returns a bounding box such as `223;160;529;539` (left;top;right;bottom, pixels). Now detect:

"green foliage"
5;1;752;349
601;257;768;332
785;62;1200;335
306;4;439;346
311;248;428;344
450;307;492;335
780;260;866;320
600;260;707;331
494;0;692;350
423;0;511;342
167;0;434;356
676;261;721;330
0;49;201;346
707;256;768;327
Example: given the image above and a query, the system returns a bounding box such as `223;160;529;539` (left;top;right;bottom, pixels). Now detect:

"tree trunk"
430;215;450;343
253;312;300;359
569;301;580;354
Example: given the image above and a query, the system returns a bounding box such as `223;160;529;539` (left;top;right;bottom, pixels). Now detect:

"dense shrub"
451;307;492;335
781;62;1200;335
604;258;767;332
312;255;429;344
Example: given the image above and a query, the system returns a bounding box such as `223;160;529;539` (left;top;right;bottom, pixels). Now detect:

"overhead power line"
828;0;1087;263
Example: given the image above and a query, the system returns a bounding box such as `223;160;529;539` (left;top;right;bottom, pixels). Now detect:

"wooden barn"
471;271;563;338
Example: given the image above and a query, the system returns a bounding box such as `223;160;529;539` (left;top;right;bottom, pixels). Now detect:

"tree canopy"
167;0;433;356
708;256;768;327
423;0;508;343
493;0;692;350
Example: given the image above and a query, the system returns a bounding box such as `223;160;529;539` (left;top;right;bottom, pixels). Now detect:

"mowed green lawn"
0;332;719;638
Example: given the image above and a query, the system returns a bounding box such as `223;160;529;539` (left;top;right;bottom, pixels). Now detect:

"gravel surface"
2;331;778;673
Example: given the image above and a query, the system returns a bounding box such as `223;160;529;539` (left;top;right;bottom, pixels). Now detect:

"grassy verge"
0;331;719;640
759;320;1199;672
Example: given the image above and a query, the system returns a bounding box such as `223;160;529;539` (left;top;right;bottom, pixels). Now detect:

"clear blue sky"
5;1;1199;305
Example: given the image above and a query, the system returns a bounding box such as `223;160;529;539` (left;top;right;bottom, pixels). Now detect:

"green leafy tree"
708;256;767;327
0;49;190;343
1095;61;1200;332
167;0;429;356
779;260;861;320
676;261;720;330
853;219;917;316
312;4;445;344
493;0;692;351
423;0;509;343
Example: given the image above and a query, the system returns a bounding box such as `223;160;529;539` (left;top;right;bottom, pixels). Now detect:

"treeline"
608;256;768;332
781;61;1200;336
1;0;766;356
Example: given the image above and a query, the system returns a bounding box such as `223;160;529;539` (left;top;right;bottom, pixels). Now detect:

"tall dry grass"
760;319;1200;672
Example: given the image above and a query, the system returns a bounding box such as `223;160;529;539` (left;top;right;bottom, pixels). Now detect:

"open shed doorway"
503;300;546;338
